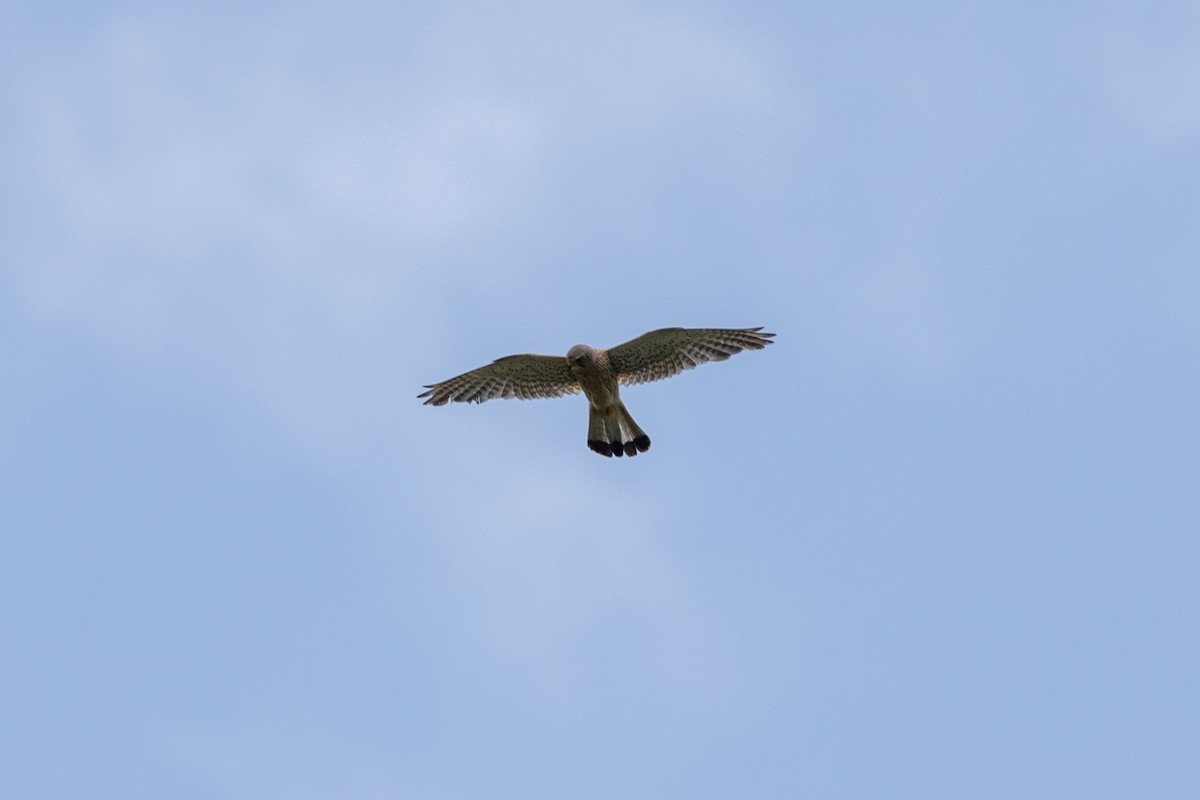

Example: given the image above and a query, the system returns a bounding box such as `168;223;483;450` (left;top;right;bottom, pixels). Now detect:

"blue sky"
2;1;1198;798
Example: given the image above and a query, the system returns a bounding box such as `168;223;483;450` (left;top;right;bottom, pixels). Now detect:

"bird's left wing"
418;354;580;406
608;327;775;386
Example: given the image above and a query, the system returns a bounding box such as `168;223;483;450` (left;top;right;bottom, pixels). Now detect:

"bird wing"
418;354;580;405
608;327;775;386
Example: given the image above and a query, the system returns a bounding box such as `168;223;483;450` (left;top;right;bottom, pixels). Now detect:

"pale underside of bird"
419;326;775;457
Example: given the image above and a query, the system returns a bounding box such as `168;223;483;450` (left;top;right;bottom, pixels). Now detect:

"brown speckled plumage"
419;327;774;457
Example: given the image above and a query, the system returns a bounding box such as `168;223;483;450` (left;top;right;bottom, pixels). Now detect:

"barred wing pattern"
608;327;775;386
418;354;580;406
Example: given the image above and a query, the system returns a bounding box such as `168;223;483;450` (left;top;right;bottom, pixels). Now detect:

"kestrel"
419;327;775;457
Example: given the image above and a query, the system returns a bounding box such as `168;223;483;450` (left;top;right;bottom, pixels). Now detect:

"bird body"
419;327;774;457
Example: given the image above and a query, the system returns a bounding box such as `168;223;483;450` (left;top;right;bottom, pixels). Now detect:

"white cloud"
13;12;546;335
394;410;725;692
6;6;804;473
7;11;555;463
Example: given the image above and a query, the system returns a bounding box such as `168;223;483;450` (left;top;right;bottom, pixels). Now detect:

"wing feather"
608;327;775;386
418;354;580;406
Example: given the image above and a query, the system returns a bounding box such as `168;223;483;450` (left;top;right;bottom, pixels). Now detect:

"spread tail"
587;402;651;458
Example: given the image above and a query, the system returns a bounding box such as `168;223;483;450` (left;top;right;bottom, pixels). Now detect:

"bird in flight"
419;327;774;457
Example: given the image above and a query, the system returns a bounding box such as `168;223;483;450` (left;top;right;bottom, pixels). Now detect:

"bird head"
566;344;595;369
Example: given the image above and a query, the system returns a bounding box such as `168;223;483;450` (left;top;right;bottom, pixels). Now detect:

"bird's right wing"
418;354;581;405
